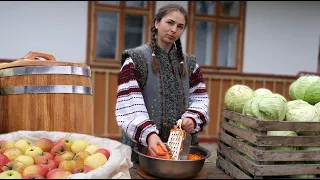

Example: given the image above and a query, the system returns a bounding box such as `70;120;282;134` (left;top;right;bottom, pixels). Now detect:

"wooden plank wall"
91;68;297;142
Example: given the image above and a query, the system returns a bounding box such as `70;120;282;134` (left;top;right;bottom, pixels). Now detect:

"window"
86;1;156;67
187;1;246;72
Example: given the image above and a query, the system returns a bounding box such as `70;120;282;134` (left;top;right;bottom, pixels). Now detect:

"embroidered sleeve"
181;55;209;133
116;56;158;147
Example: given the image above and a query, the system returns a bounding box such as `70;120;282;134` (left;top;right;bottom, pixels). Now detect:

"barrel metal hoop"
0;66;91;77
0;85;92;95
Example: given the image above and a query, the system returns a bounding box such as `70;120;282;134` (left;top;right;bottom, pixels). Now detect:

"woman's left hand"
180;118;195;133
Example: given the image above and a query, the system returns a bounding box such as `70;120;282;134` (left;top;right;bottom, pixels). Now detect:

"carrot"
146;145;171;159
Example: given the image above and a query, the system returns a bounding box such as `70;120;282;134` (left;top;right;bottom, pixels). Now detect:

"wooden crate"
216;109;320;179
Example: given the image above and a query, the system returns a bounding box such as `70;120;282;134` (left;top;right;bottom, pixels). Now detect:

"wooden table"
130;162;231;179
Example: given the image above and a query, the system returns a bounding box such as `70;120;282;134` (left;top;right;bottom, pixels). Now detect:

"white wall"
0;1;88;63
243;1;320;75
0;1;319;76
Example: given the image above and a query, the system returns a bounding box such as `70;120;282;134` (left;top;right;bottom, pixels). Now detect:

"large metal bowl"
134;144;211;179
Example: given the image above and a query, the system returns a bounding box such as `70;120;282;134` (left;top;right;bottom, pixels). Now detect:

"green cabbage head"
253;88;273;97
224;85;254;113
285;100;320;122
304;78;320;105
289;76;320;104
243;94;287;121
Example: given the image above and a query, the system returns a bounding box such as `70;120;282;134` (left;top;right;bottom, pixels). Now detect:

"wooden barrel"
0;52;93;135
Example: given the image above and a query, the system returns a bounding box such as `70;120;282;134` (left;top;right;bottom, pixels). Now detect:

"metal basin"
134;144;211;179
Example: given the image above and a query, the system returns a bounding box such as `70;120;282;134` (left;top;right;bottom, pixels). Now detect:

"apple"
25;147;43;158
0;141;15;153
58;159;77;172
23;174;45;179
84;144;100;155
56;138;73;148
14;139;32;154
34;152;54;164
46;169;71;179
71;140;88;154
3;148;23;161
0;154;10;168
54;151;74;164
71;165;92;174
95;148;110;159
50;143;70;156
22;165;47;178
73;151;90;161
0;170;22;179
45;168;62;177
35;138;54;152
38;159;58;172
2;160;27;174
84;153;107;170
15;155;34;166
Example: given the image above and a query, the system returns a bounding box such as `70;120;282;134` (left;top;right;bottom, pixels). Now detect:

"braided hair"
149;4;188;76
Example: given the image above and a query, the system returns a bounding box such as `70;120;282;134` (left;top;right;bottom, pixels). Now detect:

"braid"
175;38;188;76
150;26;160;74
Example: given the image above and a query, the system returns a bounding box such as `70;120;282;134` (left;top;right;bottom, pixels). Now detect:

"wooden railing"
0;59;307;142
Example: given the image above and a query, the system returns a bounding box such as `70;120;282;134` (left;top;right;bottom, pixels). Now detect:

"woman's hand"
180;118;195;133
147;133;167;157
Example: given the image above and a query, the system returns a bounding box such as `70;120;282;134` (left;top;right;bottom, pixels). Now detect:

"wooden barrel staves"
0;52;94;135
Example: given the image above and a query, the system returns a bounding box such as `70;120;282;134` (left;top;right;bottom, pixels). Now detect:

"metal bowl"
134;144;211;179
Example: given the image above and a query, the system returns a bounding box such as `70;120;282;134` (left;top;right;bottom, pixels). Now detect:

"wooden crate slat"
220;131;320;162
222;109;320;131
219;131;258;160
216;155;253;179
218;142;320;176
256;164;320;176
218;142;257;175
220;120;258;144
257;136;320;146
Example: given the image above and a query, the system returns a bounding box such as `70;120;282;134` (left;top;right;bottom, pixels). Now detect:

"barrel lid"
0;51;90;69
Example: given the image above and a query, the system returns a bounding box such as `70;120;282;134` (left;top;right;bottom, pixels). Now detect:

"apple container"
0;130;133;178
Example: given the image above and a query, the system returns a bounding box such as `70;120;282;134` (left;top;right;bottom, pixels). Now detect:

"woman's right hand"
147;133;167;157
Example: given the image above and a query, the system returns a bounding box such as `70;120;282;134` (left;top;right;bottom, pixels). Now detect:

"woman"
116;3;209;163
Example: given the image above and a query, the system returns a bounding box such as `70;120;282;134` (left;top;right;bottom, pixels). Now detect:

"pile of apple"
0;137;110;179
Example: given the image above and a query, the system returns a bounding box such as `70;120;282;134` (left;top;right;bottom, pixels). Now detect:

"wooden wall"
91;68;298;142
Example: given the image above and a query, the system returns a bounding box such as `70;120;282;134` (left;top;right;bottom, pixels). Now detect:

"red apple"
50;143;70;156
38;159;58;172
54;151;74;164
23;174;45;179
71;165;92;174
34;152;54;164
95;148;110;159
2;160;27;174
56;138;72;148
22;164;48;178
0;153;10;168
46;169;71;179
35;138;54;152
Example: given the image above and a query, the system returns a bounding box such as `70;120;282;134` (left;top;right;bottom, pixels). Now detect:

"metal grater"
167;119;186;160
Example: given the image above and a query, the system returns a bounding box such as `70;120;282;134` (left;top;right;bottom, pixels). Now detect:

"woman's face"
155;11;186;45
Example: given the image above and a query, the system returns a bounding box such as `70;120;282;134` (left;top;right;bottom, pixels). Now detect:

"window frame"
86;1;156;68
186;1;246;73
